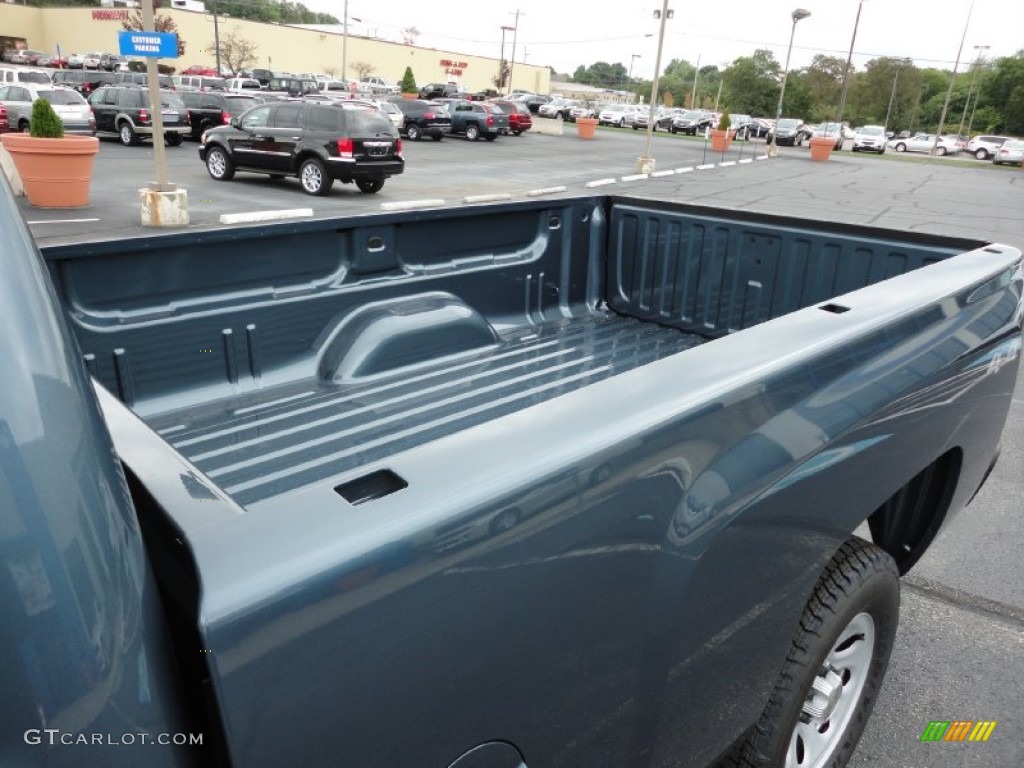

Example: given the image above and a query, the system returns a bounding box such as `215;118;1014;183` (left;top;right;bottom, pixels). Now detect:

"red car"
181;65;219;77
492;99;532;136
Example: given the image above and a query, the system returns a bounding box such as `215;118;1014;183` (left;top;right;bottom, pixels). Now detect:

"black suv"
199;100;403;196
50;70;116;97
179;91;264;141
419;82;460;99
87;85;190;146
392;99;451;141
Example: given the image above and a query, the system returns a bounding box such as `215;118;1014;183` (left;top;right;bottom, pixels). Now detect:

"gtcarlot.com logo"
920;720;997;742
24;730;203;746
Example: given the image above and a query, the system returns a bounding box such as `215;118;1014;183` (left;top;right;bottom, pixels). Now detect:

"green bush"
400;66;416;93
29;97;64;139
717;111;731;131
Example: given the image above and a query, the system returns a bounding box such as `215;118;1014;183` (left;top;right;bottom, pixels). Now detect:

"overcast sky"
307;0;1022;77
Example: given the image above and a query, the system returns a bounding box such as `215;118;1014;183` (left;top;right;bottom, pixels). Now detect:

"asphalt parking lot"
11;123;1024;767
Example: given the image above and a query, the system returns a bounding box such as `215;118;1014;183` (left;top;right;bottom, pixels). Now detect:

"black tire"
406;123;422;141
512;129;522;136
18;120;29;133
204;145;235;181
465;123;480;141
936;146;947;156
298;157;332;196
355;177;385;193
483;134;496;142
431;134;443;141
118;121;137;146
974;148;988;160
895;142;907;153
165;133;183;147
733;537;899;768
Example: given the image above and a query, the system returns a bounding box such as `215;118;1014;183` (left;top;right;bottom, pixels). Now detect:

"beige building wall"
0;7;550;95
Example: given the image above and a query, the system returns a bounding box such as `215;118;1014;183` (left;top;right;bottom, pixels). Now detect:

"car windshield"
681;110;703;119
859;126;884;136
1004;140;1024;149
19;72;50;84
604;105;625;112
777;119;802;129
40;90;84;106
225;96;262;110
155;93;186;109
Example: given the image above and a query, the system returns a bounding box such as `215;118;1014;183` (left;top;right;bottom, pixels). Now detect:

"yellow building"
0;6;550;95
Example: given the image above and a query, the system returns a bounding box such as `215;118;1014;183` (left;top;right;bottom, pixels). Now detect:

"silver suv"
966;135;1013;161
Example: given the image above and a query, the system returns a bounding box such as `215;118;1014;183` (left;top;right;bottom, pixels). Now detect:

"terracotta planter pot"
808;136;836;162
1;134;99;208
576;117;598;139
709;129;732;153
401;92;418;100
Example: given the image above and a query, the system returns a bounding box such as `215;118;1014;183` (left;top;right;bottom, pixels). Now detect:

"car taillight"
337;138;354;158
138;108;150;123
84;82;91;93
222;111;230;124
486;116;494;126
395;138;402;156
423;111;434;119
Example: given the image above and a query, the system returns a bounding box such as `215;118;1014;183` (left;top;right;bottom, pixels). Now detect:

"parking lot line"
27;218;101;225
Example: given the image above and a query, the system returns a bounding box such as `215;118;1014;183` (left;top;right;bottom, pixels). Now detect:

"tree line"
572;51;1024;135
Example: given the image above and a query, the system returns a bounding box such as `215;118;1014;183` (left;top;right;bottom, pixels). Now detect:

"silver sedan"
0;83;96;135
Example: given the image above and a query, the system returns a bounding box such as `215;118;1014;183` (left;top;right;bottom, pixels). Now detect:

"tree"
721;50;779;116
493;60;510;90
400;66;417;93
212;26;257;76
122;0;186;58
351;61;376;80
802;55;846;120
571;61;628;88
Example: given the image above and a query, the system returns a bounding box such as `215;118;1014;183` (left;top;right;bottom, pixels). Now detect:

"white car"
992;139;1024;166
372;99;404;130
67;53;84;69
83;52;103;70
889;133;960;156
598;104;639;128
538;98;577;120
0;83;95;134
851;125;887;154
226;77;262;92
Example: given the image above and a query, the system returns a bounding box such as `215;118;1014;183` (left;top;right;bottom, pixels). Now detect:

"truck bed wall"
43;197;976;418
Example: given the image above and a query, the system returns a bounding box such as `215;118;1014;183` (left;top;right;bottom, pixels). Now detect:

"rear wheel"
512;129;522;136
895;142;907;153
936;146;948;156
204;145;234;181
299;157;332;196
18;120;29;133
483;134;496;141
118;121;137;146
733;538;899;768
355;177;385;193
431;133;444;141
974;148;988;160
465;123;480;141
406;123;422;141
165;133;183;147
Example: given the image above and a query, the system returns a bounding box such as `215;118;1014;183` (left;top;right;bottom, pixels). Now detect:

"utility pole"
836;0;865;133
958;44;989;138
342;0;349;82
932;0;974;154
637;0;672;174
884;65;901;131
507;9;522;96
690;52;700;108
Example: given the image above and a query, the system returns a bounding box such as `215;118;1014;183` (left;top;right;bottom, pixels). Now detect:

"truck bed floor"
148;313;705;505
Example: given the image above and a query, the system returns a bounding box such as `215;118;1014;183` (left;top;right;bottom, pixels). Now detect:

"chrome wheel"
299;158;331;195
786;613;875;768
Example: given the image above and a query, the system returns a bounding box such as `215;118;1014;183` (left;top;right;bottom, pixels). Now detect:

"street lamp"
931;0;975;154
506;9;522;96
636;1;673;174
768;8;810;158
883;64;901;132
499;25;515;91
959;44;990;139
835;0;866;137
629;53;641;83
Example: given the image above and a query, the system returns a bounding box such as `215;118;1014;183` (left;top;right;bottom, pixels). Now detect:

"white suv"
966;135;1013;161
851;125;887;154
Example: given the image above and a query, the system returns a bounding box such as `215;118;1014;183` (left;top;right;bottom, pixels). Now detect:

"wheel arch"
867;447;962;575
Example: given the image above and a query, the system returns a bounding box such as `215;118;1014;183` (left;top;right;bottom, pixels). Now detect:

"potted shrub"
709;111;732;152
809;129;837;161
0;97;99;208
400;67;417;99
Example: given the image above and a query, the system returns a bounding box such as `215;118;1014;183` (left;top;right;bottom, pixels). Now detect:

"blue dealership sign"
118;31;179;58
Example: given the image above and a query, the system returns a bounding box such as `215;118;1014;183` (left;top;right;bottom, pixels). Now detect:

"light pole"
499;25;514;92
835;0;865;138
342;0;349;82
212;0;221;75
629;53;641;83
932;0;975;155
690;53;700;108
883;64;901;131
506;9;522;96
636;0;673;174
958;44;989;139
768;8;811;158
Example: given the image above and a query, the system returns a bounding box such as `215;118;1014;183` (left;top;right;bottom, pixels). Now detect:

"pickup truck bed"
29;195;1023;767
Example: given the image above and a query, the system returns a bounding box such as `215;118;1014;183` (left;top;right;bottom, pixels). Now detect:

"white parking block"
696;164;716;170
585;178;617;188
676;167;694;174
718;161;736;167
620;173;649;182
651;169;675;177
380;199;446;211
526;186;568;197
463;193;513;203
738;158;754;164
219;209;314;224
